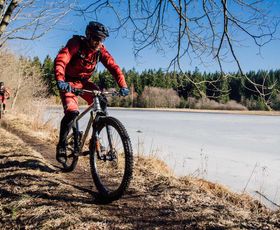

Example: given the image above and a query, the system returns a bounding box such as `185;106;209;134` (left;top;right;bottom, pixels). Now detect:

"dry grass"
189;97;248;111
2;112;58;144
0;114;280;229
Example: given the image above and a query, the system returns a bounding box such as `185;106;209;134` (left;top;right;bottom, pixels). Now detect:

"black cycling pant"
58;111;79;147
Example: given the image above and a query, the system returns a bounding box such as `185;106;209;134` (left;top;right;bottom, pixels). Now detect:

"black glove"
57;81;71;92
119;87;130;96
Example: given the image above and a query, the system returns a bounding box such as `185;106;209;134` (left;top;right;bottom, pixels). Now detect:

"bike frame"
69;90;111;153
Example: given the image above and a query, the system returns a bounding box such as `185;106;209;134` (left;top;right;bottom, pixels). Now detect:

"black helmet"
85;21;109;40
0;82;3;86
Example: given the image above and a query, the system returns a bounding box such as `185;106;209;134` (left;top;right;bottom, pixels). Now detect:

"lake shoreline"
109;107;280;116
44;104;280;116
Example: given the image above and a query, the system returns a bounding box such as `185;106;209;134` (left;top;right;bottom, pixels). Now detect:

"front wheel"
90;116;133;202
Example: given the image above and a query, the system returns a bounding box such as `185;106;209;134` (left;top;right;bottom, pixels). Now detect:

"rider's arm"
99;45;127;88
54;37;80;82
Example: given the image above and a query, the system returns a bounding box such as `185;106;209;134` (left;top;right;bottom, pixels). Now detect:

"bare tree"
73;0;280;109
74;0;279;70
0;0;21;37
0;50;47;113
140;86;180;108
0;0;75;46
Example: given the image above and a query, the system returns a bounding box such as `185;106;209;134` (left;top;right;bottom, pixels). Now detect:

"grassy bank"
0;113;279;229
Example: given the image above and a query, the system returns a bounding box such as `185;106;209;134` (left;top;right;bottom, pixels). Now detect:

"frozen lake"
44;107;280;208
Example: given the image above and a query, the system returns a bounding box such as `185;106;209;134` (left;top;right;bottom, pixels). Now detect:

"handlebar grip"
72;88;84;96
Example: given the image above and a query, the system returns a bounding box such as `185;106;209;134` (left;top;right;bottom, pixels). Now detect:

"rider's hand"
119;87;130;96
57;81;71;92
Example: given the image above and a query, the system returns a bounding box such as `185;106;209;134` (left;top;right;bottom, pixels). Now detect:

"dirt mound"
0;114;279;229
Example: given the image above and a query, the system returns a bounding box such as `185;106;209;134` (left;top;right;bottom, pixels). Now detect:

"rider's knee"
66;110;79;117
63;110;79;123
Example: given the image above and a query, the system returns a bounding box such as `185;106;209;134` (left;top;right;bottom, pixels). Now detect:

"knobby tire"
90;116;133;202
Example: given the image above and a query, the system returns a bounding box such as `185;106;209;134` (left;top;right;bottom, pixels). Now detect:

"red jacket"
55;35;127;88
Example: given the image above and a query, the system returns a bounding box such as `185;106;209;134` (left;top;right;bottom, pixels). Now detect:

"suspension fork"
106;124;114;151
95;95;113;150
92;95;114;155
93;118;113;160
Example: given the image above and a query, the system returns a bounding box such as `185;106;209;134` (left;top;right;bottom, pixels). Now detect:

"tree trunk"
0;0;21;37
0;0;5;14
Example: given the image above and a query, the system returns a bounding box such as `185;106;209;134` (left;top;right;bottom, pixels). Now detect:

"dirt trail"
0;117;96;193
0;115;280;229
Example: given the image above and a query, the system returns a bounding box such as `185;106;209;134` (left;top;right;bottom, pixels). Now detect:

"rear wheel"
90;116;133;202
62;131;79;172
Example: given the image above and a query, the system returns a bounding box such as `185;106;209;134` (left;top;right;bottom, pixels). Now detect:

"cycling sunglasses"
90;35;105;42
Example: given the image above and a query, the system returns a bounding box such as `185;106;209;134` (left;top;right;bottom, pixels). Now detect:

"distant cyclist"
0;82;10;113
54;21;129;164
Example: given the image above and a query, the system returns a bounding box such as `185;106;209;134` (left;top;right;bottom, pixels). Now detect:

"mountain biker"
54;21;130;164
0;82;10;113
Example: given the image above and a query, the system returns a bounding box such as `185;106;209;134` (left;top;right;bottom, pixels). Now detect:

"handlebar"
72;88;119;97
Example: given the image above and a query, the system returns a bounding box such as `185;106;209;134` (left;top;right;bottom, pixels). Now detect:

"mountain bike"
61;89;133;202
